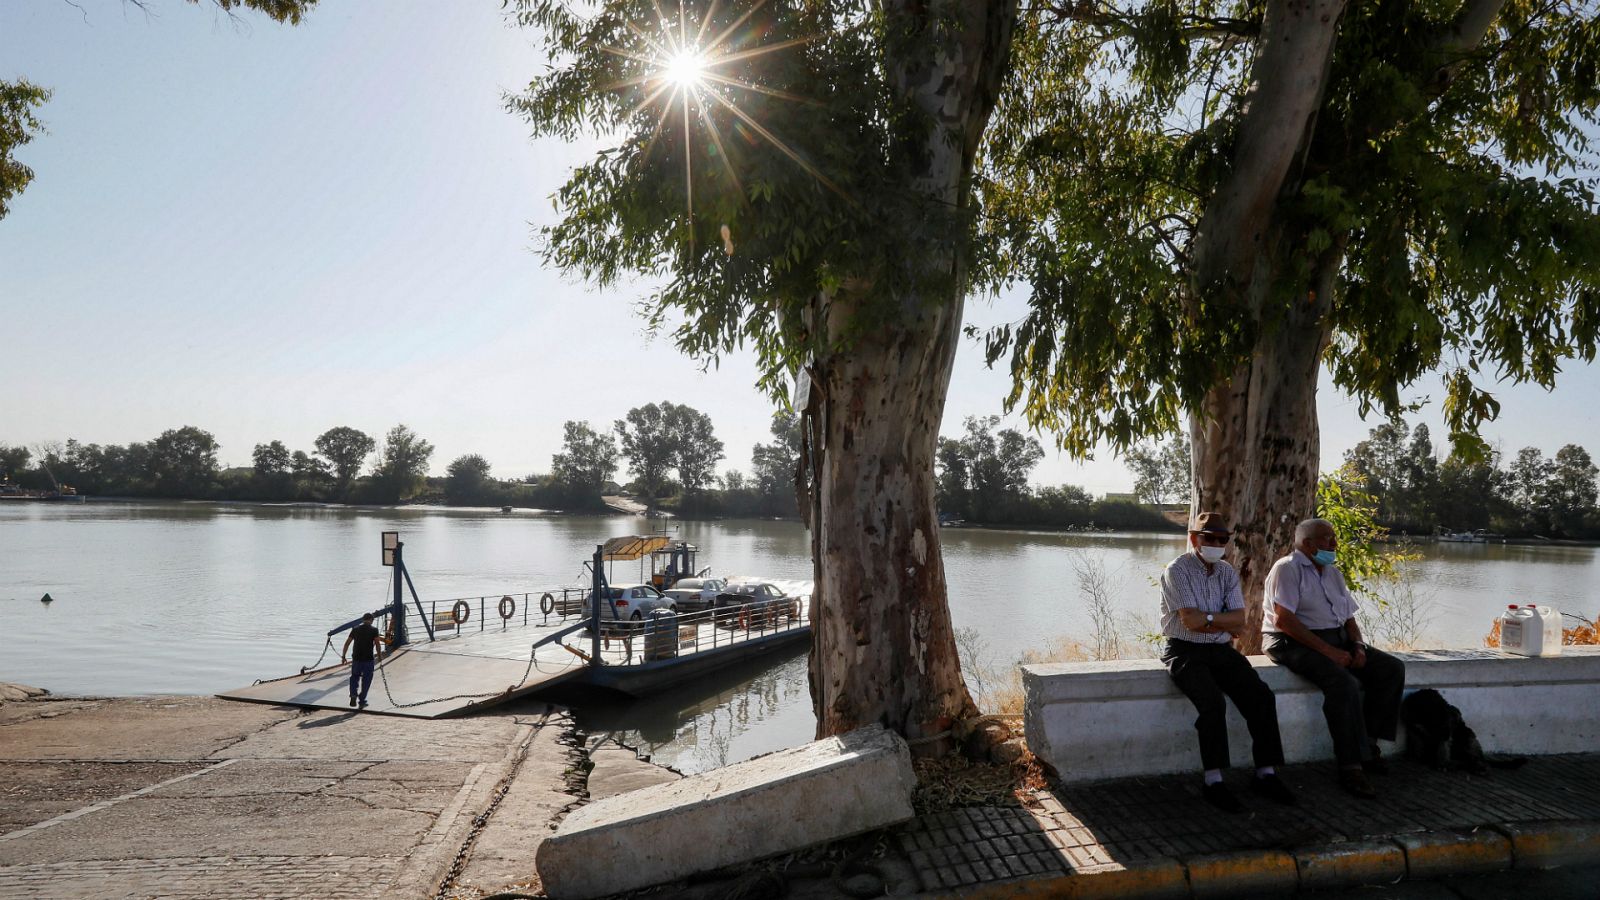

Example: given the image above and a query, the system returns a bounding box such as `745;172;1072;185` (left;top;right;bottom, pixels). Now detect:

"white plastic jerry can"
1528;603;1563;657
1500;604;1562;657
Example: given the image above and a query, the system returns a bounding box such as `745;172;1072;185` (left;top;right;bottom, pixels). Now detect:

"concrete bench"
536;724;915;899
1022;646;1600;783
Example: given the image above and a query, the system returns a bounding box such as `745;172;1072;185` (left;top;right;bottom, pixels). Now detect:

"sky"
2;0;1598;495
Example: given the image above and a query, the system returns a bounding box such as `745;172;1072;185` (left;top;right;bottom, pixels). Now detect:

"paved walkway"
7;686;1598;899
893;753;1600;896
635;752;1600;899
0;692;577;900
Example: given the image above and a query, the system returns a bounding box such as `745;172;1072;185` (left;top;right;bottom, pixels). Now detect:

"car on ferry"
661;576;727;613
589;583;676;621
714;581;801;627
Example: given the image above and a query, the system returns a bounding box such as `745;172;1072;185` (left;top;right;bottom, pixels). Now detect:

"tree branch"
1190;0;1350;289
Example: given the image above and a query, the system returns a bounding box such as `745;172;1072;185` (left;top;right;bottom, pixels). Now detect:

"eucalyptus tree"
981;0;1600;647
511;0;1018;742
0;80;50;220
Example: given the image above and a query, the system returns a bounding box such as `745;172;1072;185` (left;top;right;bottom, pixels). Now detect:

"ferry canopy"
601;534;672;561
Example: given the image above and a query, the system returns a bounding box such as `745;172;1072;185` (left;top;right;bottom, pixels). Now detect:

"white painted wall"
1023;647;1600;783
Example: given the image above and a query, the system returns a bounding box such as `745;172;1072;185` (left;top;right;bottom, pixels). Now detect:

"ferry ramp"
217;626;589;719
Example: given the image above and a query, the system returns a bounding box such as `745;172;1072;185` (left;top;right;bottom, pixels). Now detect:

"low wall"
1022;647;1600;783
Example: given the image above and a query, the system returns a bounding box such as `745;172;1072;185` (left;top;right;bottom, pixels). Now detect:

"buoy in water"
40;593;53;604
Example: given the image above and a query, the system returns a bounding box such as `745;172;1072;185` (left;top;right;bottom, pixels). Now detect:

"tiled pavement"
897;753;1600;895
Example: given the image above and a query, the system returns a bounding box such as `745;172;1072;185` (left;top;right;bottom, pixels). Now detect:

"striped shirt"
1262;549;1361;632
1160;551;1244;643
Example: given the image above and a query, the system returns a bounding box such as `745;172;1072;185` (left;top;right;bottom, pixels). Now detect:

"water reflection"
560;644;814;773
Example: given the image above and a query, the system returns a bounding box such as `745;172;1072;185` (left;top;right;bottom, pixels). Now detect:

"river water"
4;501;1596;772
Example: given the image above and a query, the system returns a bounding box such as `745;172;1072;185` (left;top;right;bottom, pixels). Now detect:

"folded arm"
1273;605;1353;666
1176;607;1247;635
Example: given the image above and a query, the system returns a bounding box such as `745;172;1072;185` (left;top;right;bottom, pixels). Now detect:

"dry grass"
911;751;1050;814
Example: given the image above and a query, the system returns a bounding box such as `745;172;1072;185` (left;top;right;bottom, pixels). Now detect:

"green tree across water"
443;454;495;506
314;427;375;500
371;425;434;505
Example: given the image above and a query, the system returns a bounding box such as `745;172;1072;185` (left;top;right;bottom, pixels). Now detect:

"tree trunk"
800;0;1016;752
1190;234;1341;653
1186;0;1348;654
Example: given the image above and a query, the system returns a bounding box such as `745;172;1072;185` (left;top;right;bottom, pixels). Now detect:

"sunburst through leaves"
602;0;844;254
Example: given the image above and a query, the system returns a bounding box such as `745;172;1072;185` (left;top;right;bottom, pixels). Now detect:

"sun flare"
664;50;708;88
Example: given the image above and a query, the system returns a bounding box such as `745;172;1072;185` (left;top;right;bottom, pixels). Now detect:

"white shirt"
1262;549;1361;633
1160;551;1244;643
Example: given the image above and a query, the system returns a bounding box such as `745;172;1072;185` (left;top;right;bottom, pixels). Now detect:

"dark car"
714;582;801;628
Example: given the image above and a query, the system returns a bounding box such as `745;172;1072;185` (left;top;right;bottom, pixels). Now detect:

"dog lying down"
1401;688;1528;775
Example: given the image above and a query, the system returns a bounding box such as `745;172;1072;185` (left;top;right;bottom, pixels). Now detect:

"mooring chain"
432;714;548;900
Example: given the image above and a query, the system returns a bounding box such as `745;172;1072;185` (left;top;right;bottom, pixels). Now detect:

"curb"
1186;848;1296;897
1494;820;1600;870
925;819;1600;898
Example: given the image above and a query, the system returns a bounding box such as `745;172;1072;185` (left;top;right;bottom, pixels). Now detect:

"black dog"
1401;689;1526;775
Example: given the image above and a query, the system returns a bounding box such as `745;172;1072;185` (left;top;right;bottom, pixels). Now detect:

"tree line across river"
1121;416;1600;541
9;408;1593;538
0;404;1171;530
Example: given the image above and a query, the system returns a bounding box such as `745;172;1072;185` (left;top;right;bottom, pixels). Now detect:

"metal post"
391;542;409;647
591;544;604;666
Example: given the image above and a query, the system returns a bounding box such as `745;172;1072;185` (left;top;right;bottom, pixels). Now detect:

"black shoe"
348;696;357;707
1362;746;1390;775
1201;782;1245;814
1339;768;1378;799
358;701;369;709
1250;774;1297;806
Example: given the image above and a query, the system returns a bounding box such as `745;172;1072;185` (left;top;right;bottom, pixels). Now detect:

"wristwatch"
1205;613;1215;628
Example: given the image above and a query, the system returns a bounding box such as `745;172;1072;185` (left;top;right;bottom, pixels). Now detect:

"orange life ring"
499;595;516;620
452;600;470;625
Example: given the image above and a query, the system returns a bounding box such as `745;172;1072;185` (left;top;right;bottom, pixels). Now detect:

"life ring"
499;595;516;620
540;592;555;615
452;600;470;625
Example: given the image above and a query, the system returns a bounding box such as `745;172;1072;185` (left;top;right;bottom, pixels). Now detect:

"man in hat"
1263;518;1406;799
1160;512;1295;812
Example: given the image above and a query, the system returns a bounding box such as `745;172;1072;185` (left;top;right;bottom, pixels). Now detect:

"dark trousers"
349;660;375;704
1163;639;1285;772
1265;628;1406;767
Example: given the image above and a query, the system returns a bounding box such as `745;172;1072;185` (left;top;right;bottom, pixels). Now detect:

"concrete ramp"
536;724;916;899
218;644;584;719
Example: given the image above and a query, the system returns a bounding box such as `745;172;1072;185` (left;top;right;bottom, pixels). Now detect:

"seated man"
1263;518;1406;798
1161;512;1295;813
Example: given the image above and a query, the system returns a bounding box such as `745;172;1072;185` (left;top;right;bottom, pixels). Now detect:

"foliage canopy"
978;0;1600;458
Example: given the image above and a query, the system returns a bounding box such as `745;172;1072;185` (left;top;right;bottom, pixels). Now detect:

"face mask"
1197;545;1226;564
1313;549;1337;566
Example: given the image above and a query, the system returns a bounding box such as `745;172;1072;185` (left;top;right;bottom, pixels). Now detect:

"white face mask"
1197;544;1226;564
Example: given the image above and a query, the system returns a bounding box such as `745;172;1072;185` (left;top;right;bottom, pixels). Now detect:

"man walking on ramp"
340;612;384;709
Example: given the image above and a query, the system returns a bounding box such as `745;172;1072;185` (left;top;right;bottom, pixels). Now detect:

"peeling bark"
1191;231;1343;653
801;0;1016;752
1187;0;1349;653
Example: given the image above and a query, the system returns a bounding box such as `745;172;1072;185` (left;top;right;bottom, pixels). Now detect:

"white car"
589;583;676;621
661;577;727;613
